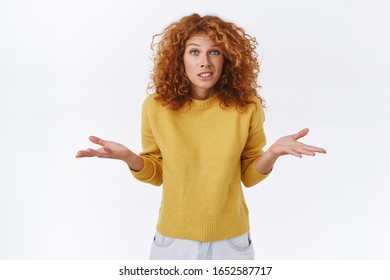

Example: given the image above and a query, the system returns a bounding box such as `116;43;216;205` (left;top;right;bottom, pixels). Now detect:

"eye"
189;49;199;56
210;49;221;55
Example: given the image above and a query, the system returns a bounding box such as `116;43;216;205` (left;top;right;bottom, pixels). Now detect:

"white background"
0;0;389;260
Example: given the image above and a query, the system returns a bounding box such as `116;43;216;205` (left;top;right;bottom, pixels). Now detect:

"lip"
197;71;213;80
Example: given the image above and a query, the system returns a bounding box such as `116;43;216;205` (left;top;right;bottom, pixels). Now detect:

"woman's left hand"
269;128;326;158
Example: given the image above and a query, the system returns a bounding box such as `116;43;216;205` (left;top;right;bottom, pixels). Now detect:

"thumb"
103;146;114;154
293;128;309;140
89;135;105;146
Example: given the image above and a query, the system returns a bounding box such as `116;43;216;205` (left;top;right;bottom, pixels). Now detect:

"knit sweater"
130;93;270;242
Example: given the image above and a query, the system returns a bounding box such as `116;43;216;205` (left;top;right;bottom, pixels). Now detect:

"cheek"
219;57;225;68
215;58;224;74
183;58;195;75
214;57;224;70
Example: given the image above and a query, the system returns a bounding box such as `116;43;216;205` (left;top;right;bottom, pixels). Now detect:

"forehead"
185;33;218;47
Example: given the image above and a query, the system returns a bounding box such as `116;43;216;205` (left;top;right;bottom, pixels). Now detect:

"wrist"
264;147;279;162
124;152;144;172
255;149;278;175
123;150;135;164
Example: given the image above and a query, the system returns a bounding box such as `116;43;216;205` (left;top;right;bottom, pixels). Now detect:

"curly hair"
148;13;264;111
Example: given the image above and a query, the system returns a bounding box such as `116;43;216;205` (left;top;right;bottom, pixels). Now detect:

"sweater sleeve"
130;96;163;186
241;99;271;187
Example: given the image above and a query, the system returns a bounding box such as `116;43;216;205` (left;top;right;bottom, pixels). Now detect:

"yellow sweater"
131;93;270;242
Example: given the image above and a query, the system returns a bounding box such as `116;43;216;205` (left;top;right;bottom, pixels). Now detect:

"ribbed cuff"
130;157;155;181
244;160;271;187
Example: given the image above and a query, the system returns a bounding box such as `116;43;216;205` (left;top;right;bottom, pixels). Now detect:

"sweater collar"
189;94;220;110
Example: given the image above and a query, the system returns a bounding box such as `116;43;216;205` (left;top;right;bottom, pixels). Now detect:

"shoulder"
143;93;157;106
247;95;265;122
142;93;170;116
142;93;161;110
249;95;263;108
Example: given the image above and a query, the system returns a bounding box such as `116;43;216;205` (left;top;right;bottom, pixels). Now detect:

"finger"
75;150;95;158
289;148;303;158
294;148;316;156
86;148;111;159
298;143;327;154
292;146;327;157
305;146;326;153
293;128;309;140
89;136;106;146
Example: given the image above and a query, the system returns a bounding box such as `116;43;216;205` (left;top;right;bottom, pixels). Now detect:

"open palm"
270;128;326;158
76;136;132;161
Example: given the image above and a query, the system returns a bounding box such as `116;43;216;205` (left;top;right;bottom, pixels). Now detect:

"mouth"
198;72;213;79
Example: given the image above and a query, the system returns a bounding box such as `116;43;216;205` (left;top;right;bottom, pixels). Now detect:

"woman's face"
183;33;224;99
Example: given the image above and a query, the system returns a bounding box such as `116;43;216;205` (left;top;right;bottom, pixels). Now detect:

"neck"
190;88;215;100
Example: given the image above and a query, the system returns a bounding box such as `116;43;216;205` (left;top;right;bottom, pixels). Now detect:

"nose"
200;54;211;68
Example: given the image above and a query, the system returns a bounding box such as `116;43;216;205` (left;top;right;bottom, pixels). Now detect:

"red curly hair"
148;13;264;111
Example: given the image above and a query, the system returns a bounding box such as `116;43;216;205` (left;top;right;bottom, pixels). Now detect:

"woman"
76;14;326;260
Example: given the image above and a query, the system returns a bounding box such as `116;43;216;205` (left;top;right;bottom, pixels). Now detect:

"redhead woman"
76;14;326;260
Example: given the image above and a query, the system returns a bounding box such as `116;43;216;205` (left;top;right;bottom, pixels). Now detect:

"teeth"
200;73;211;77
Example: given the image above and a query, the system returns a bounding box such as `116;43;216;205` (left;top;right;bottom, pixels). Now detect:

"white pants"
150;231;254;260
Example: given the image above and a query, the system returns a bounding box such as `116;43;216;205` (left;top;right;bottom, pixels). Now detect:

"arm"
75;97;163;186
130;96;163;185
241;101;270;187
75;136;144;171
255;128;327;175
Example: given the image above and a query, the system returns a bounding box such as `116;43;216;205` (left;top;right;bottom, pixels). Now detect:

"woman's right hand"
75;136;144;171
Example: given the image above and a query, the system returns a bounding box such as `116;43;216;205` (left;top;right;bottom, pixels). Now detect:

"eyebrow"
185;43;220;48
